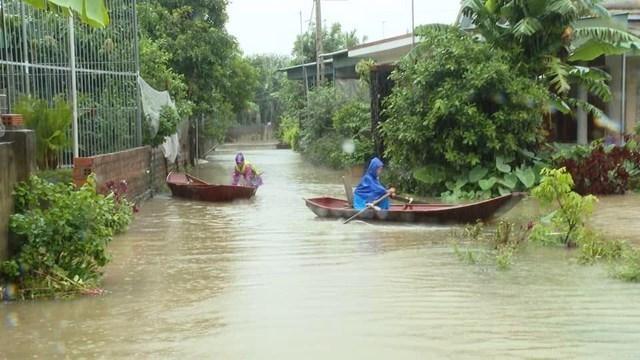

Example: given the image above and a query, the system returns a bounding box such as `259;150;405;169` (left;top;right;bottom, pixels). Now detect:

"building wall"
0;142;16;261
606;55;639;137
73;146;169;201
0;130;36;261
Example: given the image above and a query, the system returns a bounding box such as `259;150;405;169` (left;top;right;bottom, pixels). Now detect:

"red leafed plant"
102;180;139;212
554;140;640;195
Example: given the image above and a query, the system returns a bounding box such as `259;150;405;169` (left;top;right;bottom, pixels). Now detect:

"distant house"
599;1;640;141
279;34;416;154
280;0;640;146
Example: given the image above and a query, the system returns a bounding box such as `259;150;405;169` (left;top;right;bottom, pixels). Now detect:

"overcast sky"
226;0;462;56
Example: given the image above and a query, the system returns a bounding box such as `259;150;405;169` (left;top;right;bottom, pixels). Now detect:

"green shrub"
278;115;300;150
577;230;626;265
15;96;72;170
143;105;181;147
613;248;640;282
530;167;597;247
36;169;73;184
1;175;133;299
304;134;344;169
381;26;548;196
299;85;347;151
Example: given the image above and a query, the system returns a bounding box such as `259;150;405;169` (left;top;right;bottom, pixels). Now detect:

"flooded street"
2;148;640;359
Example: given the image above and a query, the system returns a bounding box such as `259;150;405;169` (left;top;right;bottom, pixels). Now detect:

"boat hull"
166;172;256;202
304;193;524;224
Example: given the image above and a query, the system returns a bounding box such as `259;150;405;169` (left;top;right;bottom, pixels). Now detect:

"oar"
343;192;391;224
394;194;414;204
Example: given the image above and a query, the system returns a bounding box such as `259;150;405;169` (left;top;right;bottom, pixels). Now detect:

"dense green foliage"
461;0;640;118
1;175;133;299
143;105;181;147
36;168;73;184
530;167;598;247
274;81;373;169
137;0;257;144
381;26;549;197
278;115;300;150
293;86;373;169
15;96;72;170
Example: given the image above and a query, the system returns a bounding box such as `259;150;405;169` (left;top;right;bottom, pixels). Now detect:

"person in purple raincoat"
232;152;263;187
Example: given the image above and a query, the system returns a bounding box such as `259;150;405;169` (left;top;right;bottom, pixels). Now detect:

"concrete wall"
0;142;16;261
226;124;274;143
0;130;36;261
2;130;37;181
73;146;170;201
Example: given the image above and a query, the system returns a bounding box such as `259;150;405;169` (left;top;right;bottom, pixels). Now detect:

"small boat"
166;172;257;202
304;193;525;224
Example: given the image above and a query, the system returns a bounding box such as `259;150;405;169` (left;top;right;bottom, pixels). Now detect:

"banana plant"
461;0;640;118
22;0;109;28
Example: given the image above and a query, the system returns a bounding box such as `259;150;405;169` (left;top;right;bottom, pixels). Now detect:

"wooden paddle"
343;192;391;224
394;194;414;204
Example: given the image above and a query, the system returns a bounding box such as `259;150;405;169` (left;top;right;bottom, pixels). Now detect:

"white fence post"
68;16;79;158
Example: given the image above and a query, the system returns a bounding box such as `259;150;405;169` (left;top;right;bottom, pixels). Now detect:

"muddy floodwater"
2;148;640;359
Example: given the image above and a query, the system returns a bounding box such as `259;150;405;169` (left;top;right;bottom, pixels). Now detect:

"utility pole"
315;0;323;85
411;0;415;48
300;10;309;103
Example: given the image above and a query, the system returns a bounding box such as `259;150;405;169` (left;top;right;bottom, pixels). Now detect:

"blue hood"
366;157;384;179
354;157;387;203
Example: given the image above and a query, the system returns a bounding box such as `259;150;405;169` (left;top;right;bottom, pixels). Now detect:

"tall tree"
247;54;291;126
137;0;257;143
293;22;365;63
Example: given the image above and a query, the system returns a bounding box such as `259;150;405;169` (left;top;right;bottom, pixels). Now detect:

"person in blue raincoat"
353;157;396;210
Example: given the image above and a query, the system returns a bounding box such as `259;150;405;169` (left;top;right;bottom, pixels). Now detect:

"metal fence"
0;0;140;165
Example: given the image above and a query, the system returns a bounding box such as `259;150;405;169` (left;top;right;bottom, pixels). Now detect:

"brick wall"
73;146;169;201
151;147;171;192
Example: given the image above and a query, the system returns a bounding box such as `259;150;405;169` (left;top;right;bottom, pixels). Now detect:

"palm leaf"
545;56;571;95
567;66;611;101
547;0;576;17
567;97;610;123
547;94;572;115
513;17;543;38
573;27;640;47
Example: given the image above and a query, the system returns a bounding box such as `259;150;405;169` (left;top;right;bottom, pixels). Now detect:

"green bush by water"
1;175;134;299
15;96;72;170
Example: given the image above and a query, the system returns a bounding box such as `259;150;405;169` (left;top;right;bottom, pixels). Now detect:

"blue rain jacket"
353;157;390;210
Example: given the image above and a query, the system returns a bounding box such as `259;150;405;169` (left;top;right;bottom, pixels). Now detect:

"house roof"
348;33;418;65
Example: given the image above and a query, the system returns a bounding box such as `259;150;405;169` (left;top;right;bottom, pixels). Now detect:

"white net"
138;76;180;162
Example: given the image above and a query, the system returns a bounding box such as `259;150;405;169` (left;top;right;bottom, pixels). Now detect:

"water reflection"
1;148;640;359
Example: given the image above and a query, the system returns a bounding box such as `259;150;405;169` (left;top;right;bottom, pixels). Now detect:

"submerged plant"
530;167;597;247
452;220;529;271
613;249;640;282
577;229;627;265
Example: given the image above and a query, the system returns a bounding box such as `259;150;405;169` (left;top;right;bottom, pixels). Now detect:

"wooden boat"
166;172;257;202
304;193;525;224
